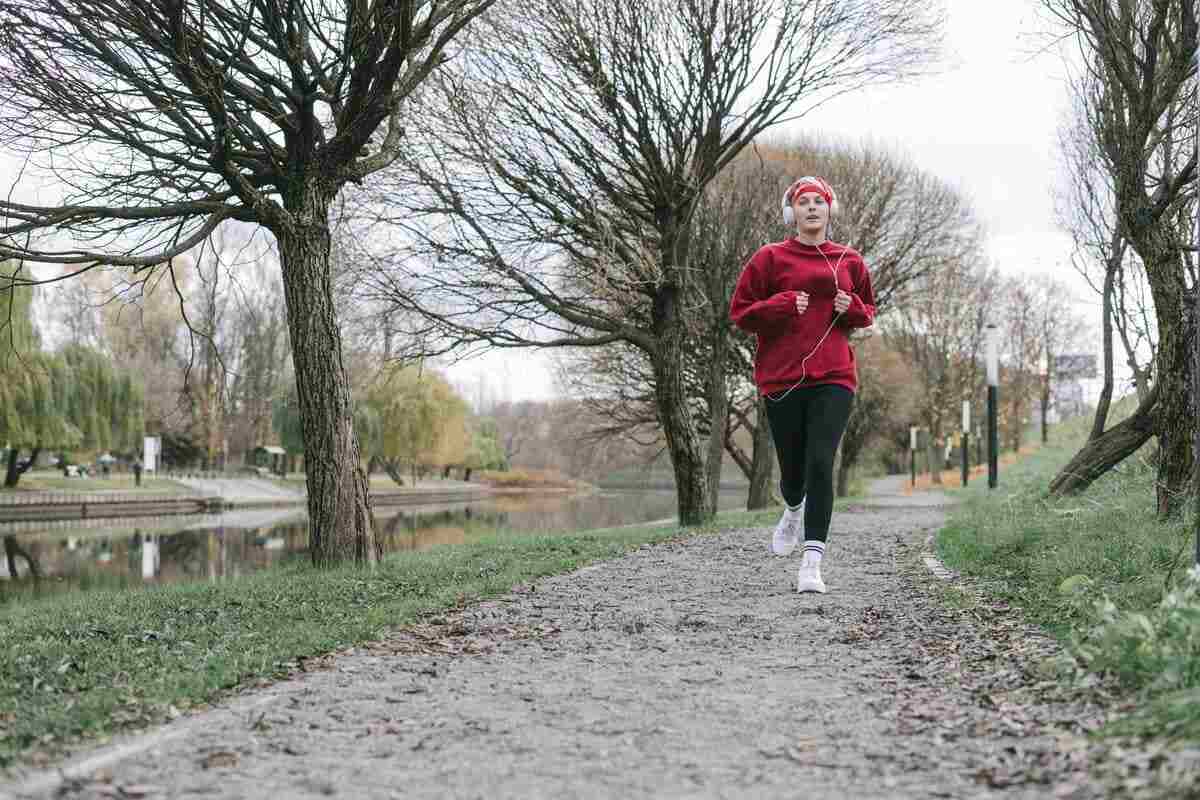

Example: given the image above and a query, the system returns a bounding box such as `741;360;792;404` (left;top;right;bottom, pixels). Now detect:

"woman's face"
791;191;830;236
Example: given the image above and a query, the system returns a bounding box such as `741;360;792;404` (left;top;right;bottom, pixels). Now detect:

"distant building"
1051;353;1099;421
250;445;288;476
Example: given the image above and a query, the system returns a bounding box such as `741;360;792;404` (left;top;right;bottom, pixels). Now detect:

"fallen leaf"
200;750;240;769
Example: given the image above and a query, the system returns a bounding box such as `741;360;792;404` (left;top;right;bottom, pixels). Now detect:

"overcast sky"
451;0;1089;404
1;1;1094;405
807;0;1078;280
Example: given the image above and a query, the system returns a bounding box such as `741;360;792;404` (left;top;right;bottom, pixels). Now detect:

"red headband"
785;177;833;206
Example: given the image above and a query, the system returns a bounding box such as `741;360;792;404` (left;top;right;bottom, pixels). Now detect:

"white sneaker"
797;562;827;594
771;507;801;556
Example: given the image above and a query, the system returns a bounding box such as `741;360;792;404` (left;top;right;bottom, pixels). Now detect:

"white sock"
801;540;825;567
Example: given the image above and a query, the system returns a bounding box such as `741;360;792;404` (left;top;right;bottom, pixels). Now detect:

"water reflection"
0;489;745;600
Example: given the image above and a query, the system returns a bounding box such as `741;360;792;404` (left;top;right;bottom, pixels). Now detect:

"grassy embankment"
0;473;192;494
0;503;792;770
3;468;586;494
936;397;1200;740
470;469;589;490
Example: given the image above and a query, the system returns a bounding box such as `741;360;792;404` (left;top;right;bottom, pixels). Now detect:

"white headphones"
781;177;839;226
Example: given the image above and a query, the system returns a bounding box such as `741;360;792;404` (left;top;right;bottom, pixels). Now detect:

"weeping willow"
58;344;144;453
0;261;146;484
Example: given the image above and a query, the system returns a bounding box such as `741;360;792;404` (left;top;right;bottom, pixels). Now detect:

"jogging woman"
728;176;876;594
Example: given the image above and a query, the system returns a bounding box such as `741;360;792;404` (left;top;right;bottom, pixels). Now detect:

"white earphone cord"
765;243;849;404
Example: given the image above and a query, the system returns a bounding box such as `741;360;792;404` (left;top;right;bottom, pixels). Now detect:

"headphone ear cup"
782;206;794;225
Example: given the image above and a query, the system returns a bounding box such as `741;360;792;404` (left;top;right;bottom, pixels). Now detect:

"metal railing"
0;491;204;506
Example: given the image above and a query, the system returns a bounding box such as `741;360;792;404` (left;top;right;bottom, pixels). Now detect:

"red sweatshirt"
729;239;876;395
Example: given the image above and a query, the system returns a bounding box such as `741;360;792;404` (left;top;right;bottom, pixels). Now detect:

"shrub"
1061;566;1200;692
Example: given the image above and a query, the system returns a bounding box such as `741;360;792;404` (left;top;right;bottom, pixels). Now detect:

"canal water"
0;489;749;599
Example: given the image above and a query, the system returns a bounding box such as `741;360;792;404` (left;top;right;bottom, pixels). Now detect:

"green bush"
1061;567;1200;692
937;395;1200;740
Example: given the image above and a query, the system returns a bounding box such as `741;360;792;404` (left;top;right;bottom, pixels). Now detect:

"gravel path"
173;478;304;503
2;481;1144;799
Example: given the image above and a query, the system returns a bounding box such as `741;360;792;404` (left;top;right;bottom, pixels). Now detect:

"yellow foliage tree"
363;365;469;486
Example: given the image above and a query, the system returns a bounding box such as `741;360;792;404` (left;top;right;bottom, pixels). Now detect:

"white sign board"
1054;354;1098;379
143;436;161;472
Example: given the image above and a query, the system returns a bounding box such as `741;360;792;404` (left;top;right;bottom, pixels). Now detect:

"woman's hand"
795;291;810;316
834;290;852;314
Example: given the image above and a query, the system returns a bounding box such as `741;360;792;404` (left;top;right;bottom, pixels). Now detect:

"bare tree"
547;151;769;510
185;233;239;470
222;236;292;461
488;400;546;466
101;267;197;443
1193;43;1199;566
512;133;981;508
887;258;998;484
760;137;983;310
1041;0;1197;515
350;0;943;524
1036;278;1090;443
1194;45;1199;567
1056;77;1133;438
0;0;494;565
999;279;1045;452
45;271;107;350
765;137;984;490
835;334;917;495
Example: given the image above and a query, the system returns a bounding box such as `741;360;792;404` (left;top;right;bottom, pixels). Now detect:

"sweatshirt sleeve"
839;256;876;329
729;246;797;335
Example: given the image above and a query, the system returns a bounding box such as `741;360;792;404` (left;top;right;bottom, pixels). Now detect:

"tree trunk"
2;446;38;488
704;327;729;516
1049;382;1159;496
1147;265;1195;518
3;448;19;488
925;443;941;484
835;438;854;494
1090;252;1117;441
1040;381;1049;444
724;429;751;477
276;186;379;567
835;446;851;498
1193;78;1199;566
836;397;868;498
1193;278;1199;565
383;460;406;486
4;535;39;578
4;535;18;578
926;426;942;485
1008;396;1023;453
651;286;711;525
746;395;775;509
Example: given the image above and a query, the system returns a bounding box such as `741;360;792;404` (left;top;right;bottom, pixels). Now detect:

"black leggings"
763;384;854;543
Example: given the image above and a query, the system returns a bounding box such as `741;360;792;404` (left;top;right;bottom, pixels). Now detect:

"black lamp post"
986;323;1000;490
909;425;918;489
961;400;970;487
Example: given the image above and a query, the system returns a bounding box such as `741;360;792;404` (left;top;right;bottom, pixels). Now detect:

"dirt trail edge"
1;483;1171;799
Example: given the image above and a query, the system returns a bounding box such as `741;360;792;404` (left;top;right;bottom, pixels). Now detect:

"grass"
936;397;1200;740
1;472;193;494
474;468;588;490
0;505;781;769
